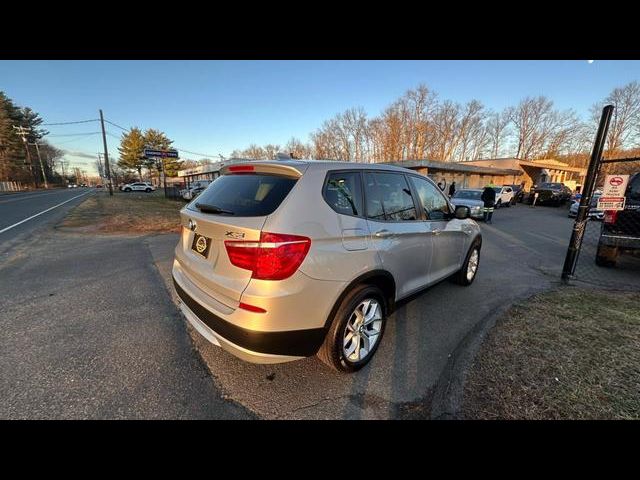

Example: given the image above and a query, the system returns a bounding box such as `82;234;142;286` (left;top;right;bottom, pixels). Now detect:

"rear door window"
364;172;418;221
188;174;297;216
324;171;364;217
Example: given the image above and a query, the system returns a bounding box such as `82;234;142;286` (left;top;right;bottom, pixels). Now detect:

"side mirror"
454;205;471;220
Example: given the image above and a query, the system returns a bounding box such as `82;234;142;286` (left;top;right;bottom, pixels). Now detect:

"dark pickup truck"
528;182;573;206
596;172;640;267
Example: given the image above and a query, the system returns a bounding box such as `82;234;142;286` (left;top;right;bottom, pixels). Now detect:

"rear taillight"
224;231;311;280
603;210;618;224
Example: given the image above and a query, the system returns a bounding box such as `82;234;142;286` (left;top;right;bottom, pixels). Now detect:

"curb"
430;285;553;420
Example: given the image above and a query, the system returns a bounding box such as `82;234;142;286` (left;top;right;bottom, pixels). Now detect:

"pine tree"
143;129;182;178
117;127;146;180
0;92;29;182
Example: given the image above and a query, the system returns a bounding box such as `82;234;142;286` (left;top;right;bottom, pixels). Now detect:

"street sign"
597;196;626;211
143;148;179;158
602;174;629;197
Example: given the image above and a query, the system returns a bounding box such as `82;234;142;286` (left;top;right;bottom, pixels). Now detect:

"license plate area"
191;234;212;258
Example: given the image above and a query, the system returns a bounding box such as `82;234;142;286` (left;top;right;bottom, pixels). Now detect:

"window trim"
362;170;422;223
322;169;366;219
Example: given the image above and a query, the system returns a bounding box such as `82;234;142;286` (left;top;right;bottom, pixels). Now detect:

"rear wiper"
195;203;234;215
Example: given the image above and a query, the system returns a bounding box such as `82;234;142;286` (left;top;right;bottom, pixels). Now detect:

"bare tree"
485;110;510;159
591;81;640;156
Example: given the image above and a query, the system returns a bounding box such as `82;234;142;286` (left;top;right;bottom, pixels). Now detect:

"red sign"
609;176;624;187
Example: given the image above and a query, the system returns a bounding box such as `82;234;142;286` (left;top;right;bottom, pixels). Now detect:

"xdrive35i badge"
225;231;245;239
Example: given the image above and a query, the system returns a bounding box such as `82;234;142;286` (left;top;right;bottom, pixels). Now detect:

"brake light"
603;210;618;224
225;231;311;280
228;165;254;172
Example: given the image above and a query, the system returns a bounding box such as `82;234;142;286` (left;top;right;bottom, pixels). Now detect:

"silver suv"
172;160;482;372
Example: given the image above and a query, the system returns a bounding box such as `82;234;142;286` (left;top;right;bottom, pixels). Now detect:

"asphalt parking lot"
3;198;636;419
149;202;589;419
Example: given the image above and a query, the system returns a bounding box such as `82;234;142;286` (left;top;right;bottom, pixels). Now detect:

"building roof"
381;159;522;176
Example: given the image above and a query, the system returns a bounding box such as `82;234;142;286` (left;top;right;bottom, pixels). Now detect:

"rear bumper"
172;275;328;363
599;233;640;249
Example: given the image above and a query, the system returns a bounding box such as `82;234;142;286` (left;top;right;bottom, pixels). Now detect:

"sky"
1;60;639;176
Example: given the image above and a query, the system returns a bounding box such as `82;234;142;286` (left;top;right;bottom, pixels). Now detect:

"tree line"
0;91;65;185
230;81;640;166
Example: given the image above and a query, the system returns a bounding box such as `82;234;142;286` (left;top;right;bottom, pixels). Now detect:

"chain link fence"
571;158;640;290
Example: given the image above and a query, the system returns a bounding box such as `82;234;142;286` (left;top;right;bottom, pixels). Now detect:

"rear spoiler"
220;162;306;179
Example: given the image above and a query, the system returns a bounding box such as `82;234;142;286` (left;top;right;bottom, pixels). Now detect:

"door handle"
432;229;442;236
374;229;393;238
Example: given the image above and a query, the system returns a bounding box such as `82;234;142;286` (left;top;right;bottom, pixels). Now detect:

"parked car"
121;182;156;192
493;185;515;208
505;184;526;203
95;184;103;188
181;180;213;201
596;173;640;267
568;194;603;220
528;182;572;206
172;160;482;372
450;189;485;219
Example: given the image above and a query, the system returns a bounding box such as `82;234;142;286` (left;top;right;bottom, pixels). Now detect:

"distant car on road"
121;182;156;193
67;184;77;188
493;186;515;208
450;189;485;219
568;194;604;220
596;172;640;267
95;184;103;188
528;182;572;206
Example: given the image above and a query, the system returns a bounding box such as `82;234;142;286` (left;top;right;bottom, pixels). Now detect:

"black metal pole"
561;104;614;281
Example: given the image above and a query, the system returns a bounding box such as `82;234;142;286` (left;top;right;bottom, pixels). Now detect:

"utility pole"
99;109;113;196
12;125;38;188
32;142;49;188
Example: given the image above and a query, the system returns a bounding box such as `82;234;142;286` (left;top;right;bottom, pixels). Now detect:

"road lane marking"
0;189;74;204
0;191;93;234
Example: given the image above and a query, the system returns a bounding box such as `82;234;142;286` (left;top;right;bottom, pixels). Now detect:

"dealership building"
384;157;587;191
177;156;587;192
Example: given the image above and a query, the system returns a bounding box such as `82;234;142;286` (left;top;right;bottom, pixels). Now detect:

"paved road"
0;188;94;257
0;191;252;419
149;203;581;419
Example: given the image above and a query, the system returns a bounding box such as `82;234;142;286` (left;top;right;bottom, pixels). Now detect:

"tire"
505;199;511;207
496;200;502;209
317;285;387;373
124;187;132;192
145;188;152;192
595;243;618;267
453;241;481;286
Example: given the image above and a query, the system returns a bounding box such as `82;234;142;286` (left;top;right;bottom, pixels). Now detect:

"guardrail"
0;181;25;192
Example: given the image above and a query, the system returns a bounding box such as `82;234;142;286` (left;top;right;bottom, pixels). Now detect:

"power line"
104;119;129;131
42;119;100;126
47;132;102;137
175;147;220;158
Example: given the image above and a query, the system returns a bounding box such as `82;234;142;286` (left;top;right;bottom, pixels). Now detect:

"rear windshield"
187;173;297;216
453;190;482;200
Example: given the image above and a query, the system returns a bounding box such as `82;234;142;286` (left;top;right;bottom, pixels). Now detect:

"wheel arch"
324;270;396;330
